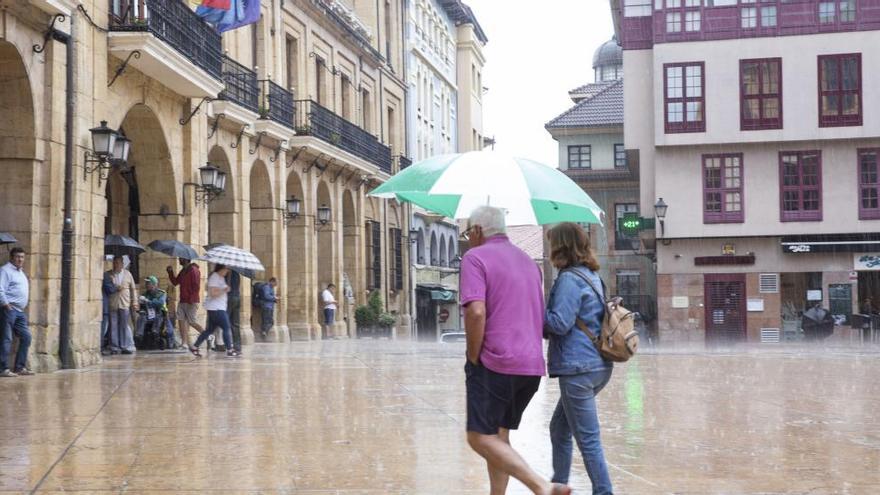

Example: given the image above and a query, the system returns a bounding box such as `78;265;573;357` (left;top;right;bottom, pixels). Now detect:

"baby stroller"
135;305;175;350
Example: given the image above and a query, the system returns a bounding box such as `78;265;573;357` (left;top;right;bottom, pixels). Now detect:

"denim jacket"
544;266;611;377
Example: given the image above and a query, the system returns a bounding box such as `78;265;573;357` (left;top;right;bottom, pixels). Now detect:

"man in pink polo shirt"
460;206;570;495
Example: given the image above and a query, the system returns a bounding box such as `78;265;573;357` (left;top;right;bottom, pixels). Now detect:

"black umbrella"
0;233;18;245
147;239;200;260
104;234;146;256
203;243;256;279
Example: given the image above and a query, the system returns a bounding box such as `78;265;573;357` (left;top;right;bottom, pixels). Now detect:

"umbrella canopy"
0;233;18;245
202;244;265;272
147;239;200;260
369;151;604;226
104;234;145;256
203;244;256;278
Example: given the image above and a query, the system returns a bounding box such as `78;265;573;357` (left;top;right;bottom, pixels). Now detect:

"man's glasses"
461;226;476;241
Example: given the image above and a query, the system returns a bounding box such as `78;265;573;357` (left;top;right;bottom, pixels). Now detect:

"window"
615;204;640;250
761;6;777;26
779;151;822;222
614;144;627;168
666;12;682;32
389;228;403;290
741;7;756;28
740;58;782;130
341;75;352;121
366;221;382;289
568;145;591;169
285;36;299;91
315;56;326;106
664;62;705;133
858;149;880;220
703;154;744;223
819;1;836;23
820;1;856;24
685;10;701;31
818;53;861;127
361;88;372;133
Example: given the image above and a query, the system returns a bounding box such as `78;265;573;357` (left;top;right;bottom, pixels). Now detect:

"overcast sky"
465;1;614;166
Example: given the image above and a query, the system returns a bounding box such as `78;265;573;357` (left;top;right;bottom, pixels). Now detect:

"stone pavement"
1;341;879;494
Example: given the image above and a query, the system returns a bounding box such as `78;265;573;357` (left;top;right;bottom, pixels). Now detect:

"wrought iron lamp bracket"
83;151;111;186
107;50;141;87
357;175;372;190
33;14;66;53
249;131;267;155
231;124;249;149
179;97;213;126
286;146;306;168
207;114;225;139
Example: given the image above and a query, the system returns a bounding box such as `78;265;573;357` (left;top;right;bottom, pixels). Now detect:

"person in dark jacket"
544;222;613;495
101;261;116;354
226;269;242;352
256;278;279;337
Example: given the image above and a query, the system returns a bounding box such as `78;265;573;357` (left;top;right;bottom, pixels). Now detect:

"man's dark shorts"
465;361;541;435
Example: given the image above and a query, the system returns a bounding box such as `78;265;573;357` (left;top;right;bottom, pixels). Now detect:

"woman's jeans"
550;368;613;495
194;310;232;350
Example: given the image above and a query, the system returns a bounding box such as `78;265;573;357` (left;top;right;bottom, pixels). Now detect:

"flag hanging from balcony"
195;0;231;24
196;0;261;33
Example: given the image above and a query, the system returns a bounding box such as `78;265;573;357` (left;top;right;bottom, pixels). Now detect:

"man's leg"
486;428;511;495
109;310;121;352
261;306;273;335
12;312;32;371
0;309;13;371
229;297;241;351
467;431;554;494
121;309;135;352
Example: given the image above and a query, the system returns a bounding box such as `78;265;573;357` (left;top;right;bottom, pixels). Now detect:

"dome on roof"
592;37;622;70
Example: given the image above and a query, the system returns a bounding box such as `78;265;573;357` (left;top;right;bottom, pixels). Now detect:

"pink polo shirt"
460;235;546;376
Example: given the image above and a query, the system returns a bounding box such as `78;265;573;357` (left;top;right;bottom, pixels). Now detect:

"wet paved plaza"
1;341;879;494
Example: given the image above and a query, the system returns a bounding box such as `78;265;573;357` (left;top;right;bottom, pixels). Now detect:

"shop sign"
855;254;880;270
438;308;450;323
722;243;735;255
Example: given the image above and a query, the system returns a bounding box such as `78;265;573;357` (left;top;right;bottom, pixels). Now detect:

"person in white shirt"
321;284;337;339
190;264;239;357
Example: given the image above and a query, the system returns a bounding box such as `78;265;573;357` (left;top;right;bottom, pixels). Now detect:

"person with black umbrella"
107;255;138;354
167;258;204;349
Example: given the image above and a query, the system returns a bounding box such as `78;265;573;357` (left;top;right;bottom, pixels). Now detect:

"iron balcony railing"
260;79;295;129
109;0;222;80
294;100;392;173
218;56;259;113
396;155;413;171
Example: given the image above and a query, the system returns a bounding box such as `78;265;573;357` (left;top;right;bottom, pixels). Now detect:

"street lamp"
654;198;670;244
183;163;226;207
316;204;331;228
284;196;301;224
84;120;128;185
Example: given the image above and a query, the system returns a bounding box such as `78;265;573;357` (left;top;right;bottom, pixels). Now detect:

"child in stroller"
135;276;176;350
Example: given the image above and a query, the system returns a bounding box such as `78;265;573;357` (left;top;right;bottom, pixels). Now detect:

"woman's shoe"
189;346;201;357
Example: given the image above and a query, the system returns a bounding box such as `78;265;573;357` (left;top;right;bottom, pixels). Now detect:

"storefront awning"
781;233;880;254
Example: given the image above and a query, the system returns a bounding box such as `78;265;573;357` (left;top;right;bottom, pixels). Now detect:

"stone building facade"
613;0;880;345
0;0;411;371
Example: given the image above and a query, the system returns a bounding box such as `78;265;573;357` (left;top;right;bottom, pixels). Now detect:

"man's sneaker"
14;368;34;376
0;369;18;378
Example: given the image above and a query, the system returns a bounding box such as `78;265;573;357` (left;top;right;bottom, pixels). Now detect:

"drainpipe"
58;13;75;368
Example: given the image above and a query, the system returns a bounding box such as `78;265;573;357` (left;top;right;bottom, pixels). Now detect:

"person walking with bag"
544;222;613;495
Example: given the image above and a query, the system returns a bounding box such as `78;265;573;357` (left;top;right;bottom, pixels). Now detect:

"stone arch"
286;169;310;339
448;236;456;265
107;104;179;282
416;228;425;264
316;180;339;336
430;231;438;266
208;145;236;246
249;159;278;338
439;235;448;267
342;189;359;305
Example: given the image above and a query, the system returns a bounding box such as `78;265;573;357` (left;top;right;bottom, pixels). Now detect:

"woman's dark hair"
212;264;227;273
547;222;600;271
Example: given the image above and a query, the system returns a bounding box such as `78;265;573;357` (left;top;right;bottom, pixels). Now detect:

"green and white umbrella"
369;151;604;226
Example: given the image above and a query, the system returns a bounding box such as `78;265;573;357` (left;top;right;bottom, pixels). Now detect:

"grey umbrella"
104;234;146;256
147;239;200;260
0;233;18;245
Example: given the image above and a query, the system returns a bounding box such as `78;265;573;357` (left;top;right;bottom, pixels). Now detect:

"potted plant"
354;291;395;338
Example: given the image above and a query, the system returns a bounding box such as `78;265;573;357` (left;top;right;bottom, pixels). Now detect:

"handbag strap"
562;268;605;346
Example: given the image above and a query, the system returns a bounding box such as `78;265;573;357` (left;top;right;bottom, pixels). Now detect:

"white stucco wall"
556;131;624;170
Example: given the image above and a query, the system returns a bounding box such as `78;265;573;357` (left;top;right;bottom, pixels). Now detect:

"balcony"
108;0;224;98
260;79;294;129
396;155;413;171
218;56;259;113
294;100;392;174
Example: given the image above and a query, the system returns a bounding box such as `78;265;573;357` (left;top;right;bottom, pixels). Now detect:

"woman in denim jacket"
544;222;613;495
